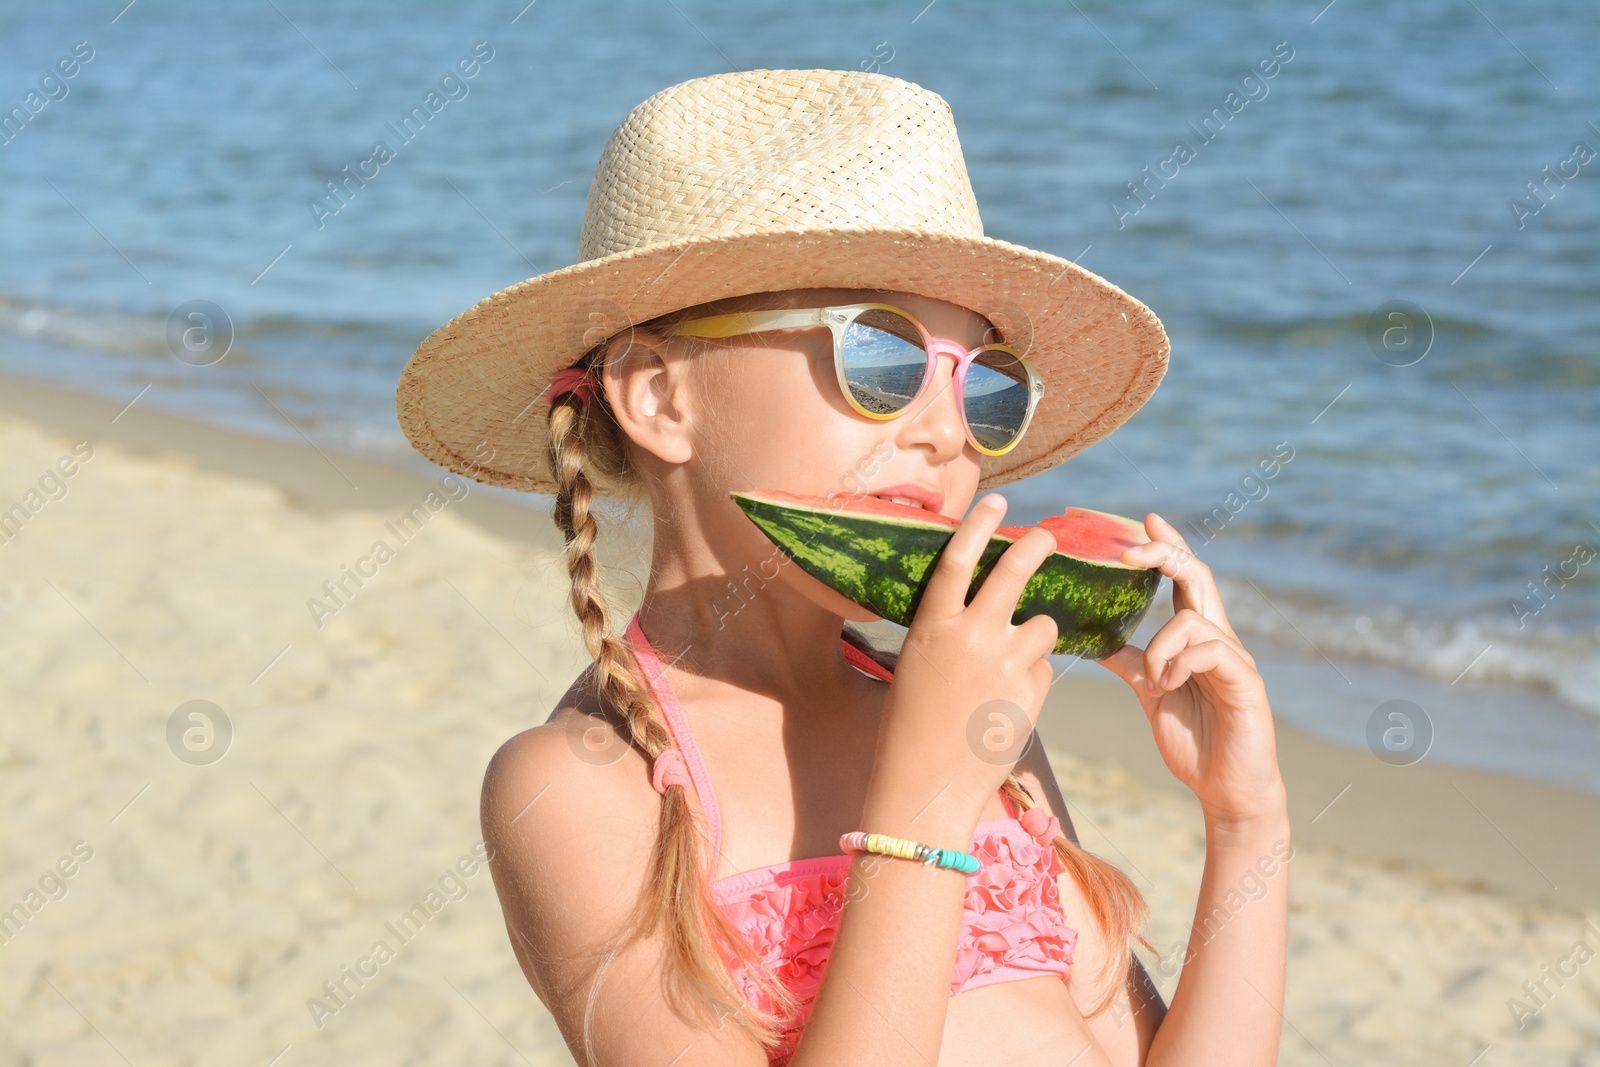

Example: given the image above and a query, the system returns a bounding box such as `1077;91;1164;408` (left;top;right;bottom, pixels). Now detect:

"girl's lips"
867;483;944;514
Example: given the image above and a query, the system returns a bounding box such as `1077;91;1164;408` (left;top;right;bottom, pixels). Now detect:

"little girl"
398;69;1289;1066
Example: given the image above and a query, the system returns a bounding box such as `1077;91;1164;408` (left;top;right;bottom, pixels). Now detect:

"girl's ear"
601;327;696;467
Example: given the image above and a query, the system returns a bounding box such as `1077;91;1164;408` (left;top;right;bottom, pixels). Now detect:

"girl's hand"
1096;514;1286;826
865;493;1062;832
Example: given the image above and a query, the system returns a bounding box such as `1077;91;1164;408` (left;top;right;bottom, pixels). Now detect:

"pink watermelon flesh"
1012;509;1151;563
749;489;1147;564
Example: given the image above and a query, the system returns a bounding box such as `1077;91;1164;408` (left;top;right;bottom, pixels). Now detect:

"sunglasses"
657;302;1045;457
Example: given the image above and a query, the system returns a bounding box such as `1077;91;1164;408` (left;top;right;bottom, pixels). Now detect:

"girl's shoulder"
483;667;660;856
479;669;664;955
480;672;769;1060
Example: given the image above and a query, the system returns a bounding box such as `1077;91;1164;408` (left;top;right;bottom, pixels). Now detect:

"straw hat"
396;67;1169;497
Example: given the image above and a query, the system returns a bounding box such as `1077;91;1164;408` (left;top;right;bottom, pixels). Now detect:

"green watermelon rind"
730;491;1160;660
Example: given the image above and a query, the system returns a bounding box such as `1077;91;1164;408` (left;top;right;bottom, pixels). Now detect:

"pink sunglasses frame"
656;302;1045;456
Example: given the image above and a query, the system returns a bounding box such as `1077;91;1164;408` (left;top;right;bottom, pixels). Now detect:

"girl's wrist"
859;780;984;847
1199;790;1290;844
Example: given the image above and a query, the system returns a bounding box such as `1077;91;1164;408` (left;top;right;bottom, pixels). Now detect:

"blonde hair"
544;311;1147;1056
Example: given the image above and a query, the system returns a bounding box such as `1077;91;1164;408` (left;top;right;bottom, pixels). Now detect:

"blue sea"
1;0;1595;789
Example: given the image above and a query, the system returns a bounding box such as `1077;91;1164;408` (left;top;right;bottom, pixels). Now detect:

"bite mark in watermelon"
729;488;1161;660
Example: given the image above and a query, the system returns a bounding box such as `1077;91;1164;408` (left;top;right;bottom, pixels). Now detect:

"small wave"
1195;307;1494;347
324;421;412;457
1215;575;1600;715
0;293;428;359
0;295;172;359
1188;307;1600;388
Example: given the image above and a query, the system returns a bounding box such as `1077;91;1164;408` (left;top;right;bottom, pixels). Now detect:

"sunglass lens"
838;310;928;415
964;350;1033;452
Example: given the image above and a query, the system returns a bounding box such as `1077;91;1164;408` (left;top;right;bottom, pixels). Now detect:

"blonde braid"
546;372;802;1055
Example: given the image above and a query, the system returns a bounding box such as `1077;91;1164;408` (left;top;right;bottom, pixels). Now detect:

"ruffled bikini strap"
999;789;1064;844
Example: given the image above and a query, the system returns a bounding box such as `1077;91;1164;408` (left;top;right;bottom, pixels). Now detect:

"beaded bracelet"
839;831;982;875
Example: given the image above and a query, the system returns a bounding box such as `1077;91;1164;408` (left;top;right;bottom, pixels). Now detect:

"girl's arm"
801;501;1290;1066
1024;736;1289;1066
1146;807;1290;1064
796;792;1012;1064
481;720;770;1066
1094;515;1290;1065
791;496;1114;1065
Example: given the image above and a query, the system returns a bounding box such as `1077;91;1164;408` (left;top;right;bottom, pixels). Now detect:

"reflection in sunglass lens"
963;350;1032;452
838;310;928;415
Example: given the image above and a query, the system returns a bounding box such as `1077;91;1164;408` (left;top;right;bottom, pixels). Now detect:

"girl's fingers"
1142;609;1229;697
1158;638;1255;695
1121;514;1251;659
967;523;1058;623
1122;518;1208;604
1012;601;1062;663
1098;623;1260;712
1094;642;1162;720
1096;641;1144;685
920;493;1009;618
1151;512;1196;554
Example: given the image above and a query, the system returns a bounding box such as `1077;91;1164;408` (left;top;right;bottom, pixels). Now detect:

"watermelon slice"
729;488;1160;659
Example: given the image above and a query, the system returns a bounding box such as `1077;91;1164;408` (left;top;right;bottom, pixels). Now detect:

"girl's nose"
894;351;968;457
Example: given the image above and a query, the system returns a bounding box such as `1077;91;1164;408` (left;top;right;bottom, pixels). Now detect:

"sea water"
1;0;1595;789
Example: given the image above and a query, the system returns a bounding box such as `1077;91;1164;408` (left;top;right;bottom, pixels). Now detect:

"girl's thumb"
1095;643;1150;693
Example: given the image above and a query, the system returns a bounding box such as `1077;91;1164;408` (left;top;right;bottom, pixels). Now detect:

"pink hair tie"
1018;805;1061;844
650;747;692;796
547;366;601;405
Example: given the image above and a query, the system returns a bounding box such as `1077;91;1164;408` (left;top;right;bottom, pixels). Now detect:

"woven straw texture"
396;68;1169;497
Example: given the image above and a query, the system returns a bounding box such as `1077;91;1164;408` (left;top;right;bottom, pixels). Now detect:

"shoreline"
2;369;1595;911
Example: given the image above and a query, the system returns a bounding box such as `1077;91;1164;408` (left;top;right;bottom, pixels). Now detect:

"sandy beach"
2;374;1597;1065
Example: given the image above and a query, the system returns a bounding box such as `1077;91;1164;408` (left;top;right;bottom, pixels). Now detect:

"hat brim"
396;226;1169;497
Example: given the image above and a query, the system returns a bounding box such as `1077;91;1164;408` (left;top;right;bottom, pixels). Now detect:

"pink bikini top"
625;614;1077;1063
